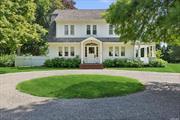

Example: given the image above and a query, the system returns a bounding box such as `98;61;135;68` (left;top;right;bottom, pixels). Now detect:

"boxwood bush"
103;58;167;68
0;55;15;67
44;57;81;68
148;59;167;67
103;59;143;68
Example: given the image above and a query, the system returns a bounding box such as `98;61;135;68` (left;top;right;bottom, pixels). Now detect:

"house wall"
56;20;118;38
48;42;81;58
47;42;135;61
102;42;134;61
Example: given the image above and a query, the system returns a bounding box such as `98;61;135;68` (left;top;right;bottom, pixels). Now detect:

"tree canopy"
0;0;47;54
104;0;180;45
0;0;76;55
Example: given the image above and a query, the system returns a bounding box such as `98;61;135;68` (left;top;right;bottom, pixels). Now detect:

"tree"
104;0;180;45
0;0;47;54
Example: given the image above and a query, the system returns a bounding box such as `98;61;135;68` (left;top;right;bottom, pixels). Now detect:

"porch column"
80;42;84;64
99;42;103;64
138;46;141;58
144;47;147;57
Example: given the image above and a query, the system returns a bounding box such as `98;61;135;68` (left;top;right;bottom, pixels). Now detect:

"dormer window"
93;25;97;35
109;24;114;35
64;25;69;35
64;25;75;35
70;25;75;35
87;25;91;35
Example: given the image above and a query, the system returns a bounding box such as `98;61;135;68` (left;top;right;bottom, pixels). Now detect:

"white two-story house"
47;9;156;64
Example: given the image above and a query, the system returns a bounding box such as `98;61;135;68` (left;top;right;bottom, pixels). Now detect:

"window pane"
93;25;97;35
121;46;125;56
70;47;75;56
59;47;63;56
136;49;139;57
141;48;145;57
147;47;149;57
64;25;68;35
109;24;113;35
115;47;119;56
109;47;113;56
150;46;153;57
70;25;74;35
85;47;87;57
64;47;69;56
87;25;91;35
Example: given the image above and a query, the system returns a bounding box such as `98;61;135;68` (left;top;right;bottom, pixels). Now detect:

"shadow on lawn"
0;82;180;120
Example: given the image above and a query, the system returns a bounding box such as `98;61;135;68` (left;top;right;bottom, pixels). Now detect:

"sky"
75;0;115;9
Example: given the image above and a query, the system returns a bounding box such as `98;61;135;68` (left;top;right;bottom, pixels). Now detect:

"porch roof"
48;37;120;42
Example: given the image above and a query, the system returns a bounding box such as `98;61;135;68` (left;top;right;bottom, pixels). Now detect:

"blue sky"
75;0;115;9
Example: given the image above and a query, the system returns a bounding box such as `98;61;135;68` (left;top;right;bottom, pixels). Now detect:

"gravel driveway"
0;70;180;120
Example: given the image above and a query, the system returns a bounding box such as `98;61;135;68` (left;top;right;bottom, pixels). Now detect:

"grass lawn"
109;63;180;73
0;67;74;74
16;75;144;99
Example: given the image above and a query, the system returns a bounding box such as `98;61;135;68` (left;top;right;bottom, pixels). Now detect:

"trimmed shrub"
103;58;143;68
0;55;15;67
44;57;81;68
149;59;167;67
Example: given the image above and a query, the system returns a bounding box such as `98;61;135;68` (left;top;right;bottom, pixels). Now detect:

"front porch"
80;37;103;64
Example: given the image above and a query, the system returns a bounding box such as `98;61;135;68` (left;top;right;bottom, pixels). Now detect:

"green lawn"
16;75;144;99
0;67;74;74
109;63;180;73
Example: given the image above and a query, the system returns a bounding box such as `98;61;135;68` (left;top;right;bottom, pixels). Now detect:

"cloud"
99;0;115;3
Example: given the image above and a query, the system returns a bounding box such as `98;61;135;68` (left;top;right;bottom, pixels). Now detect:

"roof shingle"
54;9;106;21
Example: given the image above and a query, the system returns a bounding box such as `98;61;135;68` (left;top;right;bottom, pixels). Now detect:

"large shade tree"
0;0;46;54
104;0;180;45
20;0;76;55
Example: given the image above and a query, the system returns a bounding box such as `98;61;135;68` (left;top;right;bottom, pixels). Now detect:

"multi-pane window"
141;48;145;57
150;46;153;57
93;25;97;35
70;47;75;56
115;47;119;56
59;47;63;56
64;47;69;56
85;47;87;57
64;25;69;35
109;24;114;35
87;25;91;35
70;25;75;35
121;46;125;56
147;47;150;57
109;47;113;56
136;49;139;57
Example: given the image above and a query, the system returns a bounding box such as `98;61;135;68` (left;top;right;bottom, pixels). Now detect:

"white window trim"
64;25;75;36
86;25;97;36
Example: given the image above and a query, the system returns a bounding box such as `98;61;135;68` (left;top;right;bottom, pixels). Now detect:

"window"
85;47;87;57
59;47;63;56
64;25;69;35
93;25;97;35
109;24;114;35
147;47;150;57
141;48;145;57
70;47;75;56
70;25;74;35
121;46;125;56
136;49;139;57
87;25;91;35
150;46;153;57
64;47;69;56
109;47;113;57
115;47;119;56
89;47;95;54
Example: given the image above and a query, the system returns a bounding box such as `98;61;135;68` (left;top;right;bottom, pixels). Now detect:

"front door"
86;46;98;63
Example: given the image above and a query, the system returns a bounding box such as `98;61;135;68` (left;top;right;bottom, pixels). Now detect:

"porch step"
80;64;104;69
